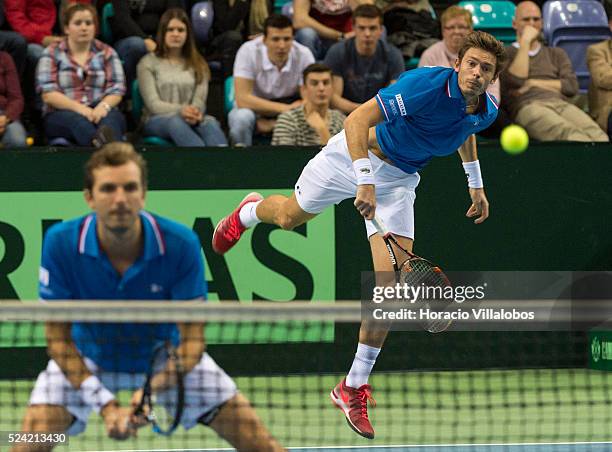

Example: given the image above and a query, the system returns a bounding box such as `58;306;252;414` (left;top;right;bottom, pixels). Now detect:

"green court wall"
0;143;610;376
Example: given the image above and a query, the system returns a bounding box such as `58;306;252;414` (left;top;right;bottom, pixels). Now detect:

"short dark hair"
303;63;332;83
352;4;383;23
84;142;148;192
458;31;507;78
263;14;293;36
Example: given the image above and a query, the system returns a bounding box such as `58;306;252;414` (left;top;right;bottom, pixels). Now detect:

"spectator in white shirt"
229;14;315;146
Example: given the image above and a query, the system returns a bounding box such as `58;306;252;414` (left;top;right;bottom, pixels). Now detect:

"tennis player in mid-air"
213;31;507;439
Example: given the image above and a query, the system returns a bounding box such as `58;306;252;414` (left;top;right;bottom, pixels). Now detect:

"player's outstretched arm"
345;98;384;220
458;134;489;224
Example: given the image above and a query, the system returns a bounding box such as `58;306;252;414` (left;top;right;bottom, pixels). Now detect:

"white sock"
346;343;380;388
238;201;262;228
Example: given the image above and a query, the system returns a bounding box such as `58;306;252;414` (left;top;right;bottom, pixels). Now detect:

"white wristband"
352;158;375;185
80;375;115;414
462;160;484;189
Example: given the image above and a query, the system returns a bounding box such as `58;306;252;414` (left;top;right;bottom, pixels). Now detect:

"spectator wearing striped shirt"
36;3;126;146
272;63;345;146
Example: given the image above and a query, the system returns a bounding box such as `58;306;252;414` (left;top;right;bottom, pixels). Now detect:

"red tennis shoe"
330;378;376;439
212;192;263;255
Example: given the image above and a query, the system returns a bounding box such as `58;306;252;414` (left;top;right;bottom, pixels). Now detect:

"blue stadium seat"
281;2;293;19
274;0;292;14
101;3;114;44
459;0;516;44
191;1;214;45
131;80;173;146
405;57;420;70
49;137;73;147
224;76;235;115
543;0;612;92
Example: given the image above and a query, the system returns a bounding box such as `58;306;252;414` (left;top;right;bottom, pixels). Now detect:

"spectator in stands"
293;0;356;60
0;50;26;146
230;14;314;146
4;0;62;139
586;1;612;140
109;0;184;92
381;0;439;60
137;8;227;146
419;5;500;100
0;0;27;75
206;0;271;77
500;1;608;142
37;3;126;146
271;63;344;145
4;0;62;63
323;4;403;114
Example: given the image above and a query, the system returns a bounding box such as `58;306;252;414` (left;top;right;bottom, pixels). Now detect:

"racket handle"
371;215;389;236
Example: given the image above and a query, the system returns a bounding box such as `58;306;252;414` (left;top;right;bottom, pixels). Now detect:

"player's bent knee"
210;393;285;451
10;406;73;452
275;213;298;231
21;405;73;432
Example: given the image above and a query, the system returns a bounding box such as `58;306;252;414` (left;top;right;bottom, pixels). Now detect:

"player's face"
302;71;333;107
64;10;96;44
354;17;383;51
442;16;472;53
263;27;294;64
454;47;497;98
85;162;146;235
164;18;188;51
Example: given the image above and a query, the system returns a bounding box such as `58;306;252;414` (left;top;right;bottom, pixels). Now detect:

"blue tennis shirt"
39;211;206;373
375;67;499;174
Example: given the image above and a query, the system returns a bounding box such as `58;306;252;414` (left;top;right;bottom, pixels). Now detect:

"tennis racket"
133;342;185;436
371;216;453;333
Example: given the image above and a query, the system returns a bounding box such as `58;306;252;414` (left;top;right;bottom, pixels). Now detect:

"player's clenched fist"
354;184;376;220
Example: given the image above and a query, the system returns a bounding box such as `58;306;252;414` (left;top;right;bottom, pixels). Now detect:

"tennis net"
0;301;611;450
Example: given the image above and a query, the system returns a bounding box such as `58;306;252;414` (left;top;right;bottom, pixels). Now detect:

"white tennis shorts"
29;353;237;435
295;130;421;239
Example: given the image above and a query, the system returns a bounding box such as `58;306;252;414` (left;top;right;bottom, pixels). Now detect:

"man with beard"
15;143;285;451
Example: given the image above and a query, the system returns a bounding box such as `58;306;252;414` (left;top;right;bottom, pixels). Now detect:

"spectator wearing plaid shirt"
36;3;126;146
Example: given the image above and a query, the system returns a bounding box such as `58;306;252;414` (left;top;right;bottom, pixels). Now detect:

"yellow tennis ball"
500;125;529;154
26;137;34;146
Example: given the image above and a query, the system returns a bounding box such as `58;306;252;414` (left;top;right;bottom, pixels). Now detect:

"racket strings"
399;258;454;333
400;258;449;289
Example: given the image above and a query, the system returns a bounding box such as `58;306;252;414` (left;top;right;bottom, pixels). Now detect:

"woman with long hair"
137;8;227;146
36;3;126;146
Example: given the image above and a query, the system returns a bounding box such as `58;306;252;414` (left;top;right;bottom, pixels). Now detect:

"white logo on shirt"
395;94;406;116
389;99;398;116
39;267;49;286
